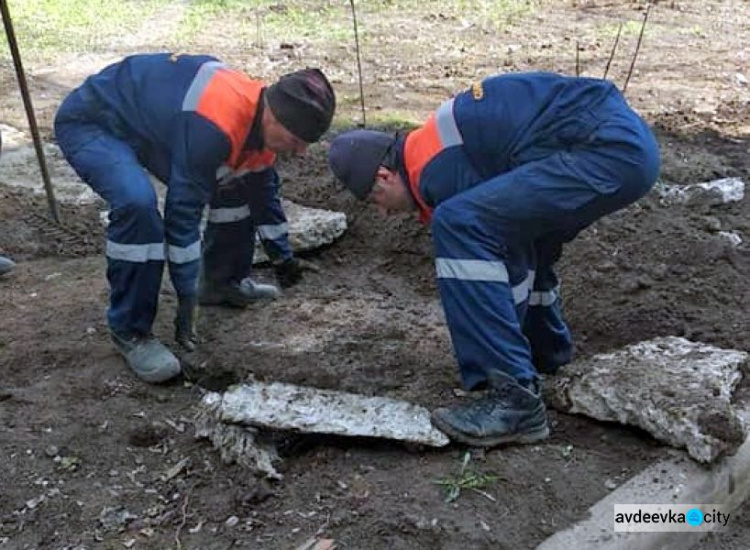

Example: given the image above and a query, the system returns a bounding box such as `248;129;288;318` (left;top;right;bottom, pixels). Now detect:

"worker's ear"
375;165;398;186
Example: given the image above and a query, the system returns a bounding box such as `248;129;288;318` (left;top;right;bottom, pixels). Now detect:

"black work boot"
430;373;549;447
198;277;280;307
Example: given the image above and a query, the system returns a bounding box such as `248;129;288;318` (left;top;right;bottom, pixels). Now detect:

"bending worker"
328;72;658;447
55;53;335;384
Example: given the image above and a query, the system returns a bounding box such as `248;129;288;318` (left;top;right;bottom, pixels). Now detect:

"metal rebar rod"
349;0;367;127
623;3;652;94
1;0;59;222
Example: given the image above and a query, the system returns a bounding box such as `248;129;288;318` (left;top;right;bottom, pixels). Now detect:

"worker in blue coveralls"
55;53;335;384
328;72;659;447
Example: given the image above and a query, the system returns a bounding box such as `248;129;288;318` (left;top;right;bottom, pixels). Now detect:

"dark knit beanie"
328;130;397;200
266;68;336;143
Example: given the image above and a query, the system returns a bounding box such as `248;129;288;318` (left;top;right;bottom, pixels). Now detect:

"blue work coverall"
54;53;292;337
400;73;660;389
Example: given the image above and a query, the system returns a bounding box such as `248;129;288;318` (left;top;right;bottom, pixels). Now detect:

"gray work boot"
431;373;549;447
198;277;281;307
110;330;182;383
0;255;15;276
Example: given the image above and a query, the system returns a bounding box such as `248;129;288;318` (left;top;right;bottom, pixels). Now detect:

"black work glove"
174;296;199;352
274;257;305;289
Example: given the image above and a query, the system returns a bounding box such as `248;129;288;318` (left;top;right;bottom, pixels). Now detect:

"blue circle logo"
686;508;703;526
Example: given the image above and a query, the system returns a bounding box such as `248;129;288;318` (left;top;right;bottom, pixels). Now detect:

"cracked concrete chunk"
657;177;745;205
194;392;282;479
545;336;748;463
252;199;347;263
201;381;449;449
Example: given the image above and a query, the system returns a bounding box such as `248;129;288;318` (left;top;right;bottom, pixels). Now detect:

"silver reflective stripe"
257;222;289;241
182;61;225;111
167;241;201;264
435;98;463;147
436;258;509;282
529;286;559;307
106;241;165;263
512;271;535;305
216;165;232;182
208;205;251;224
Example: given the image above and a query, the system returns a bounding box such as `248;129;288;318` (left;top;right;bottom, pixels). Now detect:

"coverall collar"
394;134;418;210
243;88;266;151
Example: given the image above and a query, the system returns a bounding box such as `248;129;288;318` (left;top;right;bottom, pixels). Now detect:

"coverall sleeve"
242;167;294;263
164;114;230;297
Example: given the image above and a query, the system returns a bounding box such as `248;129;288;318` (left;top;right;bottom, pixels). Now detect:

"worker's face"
369;167;413;216
261;104;310;156
264;122;309;156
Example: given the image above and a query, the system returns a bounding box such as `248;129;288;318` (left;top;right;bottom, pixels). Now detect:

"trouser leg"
55;111;163;336
202;184;255;286
523;239;573;373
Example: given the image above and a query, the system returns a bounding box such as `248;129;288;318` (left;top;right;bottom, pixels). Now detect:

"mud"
2;1;750;548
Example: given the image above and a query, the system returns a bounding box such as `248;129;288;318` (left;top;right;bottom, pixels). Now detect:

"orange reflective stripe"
193;69;266;167
237;149;276;172
403;98;463;224
404;116;441;223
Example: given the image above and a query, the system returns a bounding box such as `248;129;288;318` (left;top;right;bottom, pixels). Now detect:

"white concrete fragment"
194;392;282;479
0;128;99;205
657;177;745;205
252;199;347;263
545;337;748;463
718;230;742;247
208;381;450;447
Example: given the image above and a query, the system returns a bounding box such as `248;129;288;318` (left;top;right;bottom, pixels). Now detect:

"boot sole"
431;414;550;447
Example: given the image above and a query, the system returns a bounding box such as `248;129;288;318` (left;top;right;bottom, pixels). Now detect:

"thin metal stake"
603;23;623;80
1;0;59;222
623;3;652;94
348;0;367;127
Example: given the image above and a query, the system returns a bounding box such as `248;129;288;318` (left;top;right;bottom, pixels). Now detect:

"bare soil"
2;1;750;548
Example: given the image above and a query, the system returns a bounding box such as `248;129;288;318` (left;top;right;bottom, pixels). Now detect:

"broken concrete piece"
718;230;742;247
657;177;745;206
205;381;449;448
194;392;282;479
544;336;748;463
252;199;347;263
0;130;99;204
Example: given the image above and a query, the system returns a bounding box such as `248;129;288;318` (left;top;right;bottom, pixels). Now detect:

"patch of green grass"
331;111;420;134
373;0;536;30
434;451;499;503
177;0;352;44
599;19;659;39
3;0;170;58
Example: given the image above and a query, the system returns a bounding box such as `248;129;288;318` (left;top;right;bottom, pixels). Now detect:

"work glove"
273;257;320;289
174;296;199;352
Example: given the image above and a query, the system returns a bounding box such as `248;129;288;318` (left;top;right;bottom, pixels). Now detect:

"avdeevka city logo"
686;508;704;526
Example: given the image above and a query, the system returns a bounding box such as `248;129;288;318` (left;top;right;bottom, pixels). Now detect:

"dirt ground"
2;1;750;548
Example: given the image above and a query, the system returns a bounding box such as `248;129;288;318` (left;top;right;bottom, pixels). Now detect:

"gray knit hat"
327;130;396;199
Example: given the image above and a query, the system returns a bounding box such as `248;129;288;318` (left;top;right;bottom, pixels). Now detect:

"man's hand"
274;257;320;289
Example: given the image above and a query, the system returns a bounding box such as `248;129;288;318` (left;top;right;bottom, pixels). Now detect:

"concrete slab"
195;392;282;479
545;337;748;463
657;177;745;205
537;409;750;550
201;381;450;447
